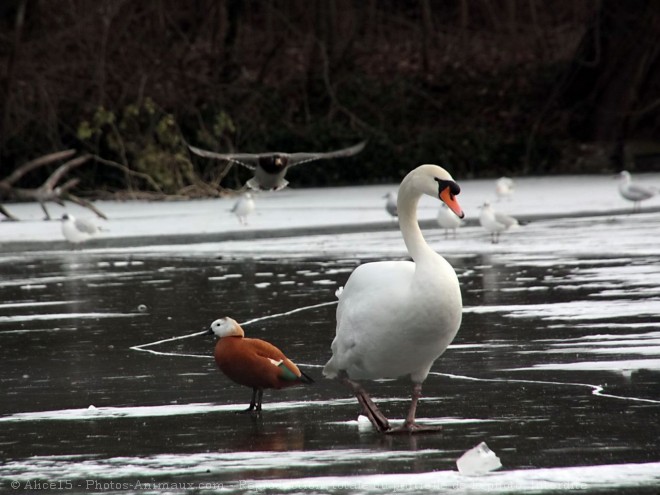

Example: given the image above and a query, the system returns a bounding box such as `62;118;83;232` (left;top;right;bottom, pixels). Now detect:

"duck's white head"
406;164;464;219
208;317;244;338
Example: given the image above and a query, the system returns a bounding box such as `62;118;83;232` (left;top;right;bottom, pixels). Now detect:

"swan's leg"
387;383;442;435
405;383;422;426
340;374;391;432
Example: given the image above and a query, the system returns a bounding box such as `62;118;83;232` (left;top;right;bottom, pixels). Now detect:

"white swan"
323;164;464;433
618;171;658;212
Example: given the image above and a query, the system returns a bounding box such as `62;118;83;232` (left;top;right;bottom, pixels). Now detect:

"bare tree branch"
42;155;92;190
1;149;77;186
0;151;105;220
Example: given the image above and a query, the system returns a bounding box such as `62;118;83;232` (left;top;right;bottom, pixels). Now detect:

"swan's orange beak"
440;187;464;219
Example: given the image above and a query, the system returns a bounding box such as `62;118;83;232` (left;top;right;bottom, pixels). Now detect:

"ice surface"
456;441;502;476
2;173;660;253
2;174;660;493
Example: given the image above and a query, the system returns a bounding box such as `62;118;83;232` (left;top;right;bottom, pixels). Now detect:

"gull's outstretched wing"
187;145;258;170
286;140;367;167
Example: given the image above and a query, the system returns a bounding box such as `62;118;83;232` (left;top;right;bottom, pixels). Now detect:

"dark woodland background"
1;0;660;196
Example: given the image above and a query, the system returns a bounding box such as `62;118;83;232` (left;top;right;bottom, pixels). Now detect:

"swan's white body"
61;214;99;244
231;193;255;225
324;165;463;390
479;202;519;243
618;171;657;211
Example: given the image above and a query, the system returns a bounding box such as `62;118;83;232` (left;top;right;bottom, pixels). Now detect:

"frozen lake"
1;173;659;494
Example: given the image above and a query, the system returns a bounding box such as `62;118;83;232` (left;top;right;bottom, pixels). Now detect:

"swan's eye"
434;178;460;197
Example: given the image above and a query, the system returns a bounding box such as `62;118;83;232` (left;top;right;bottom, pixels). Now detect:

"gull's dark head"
259;155;289;174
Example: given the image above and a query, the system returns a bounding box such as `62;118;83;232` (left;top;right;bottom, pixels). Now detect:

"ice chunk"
456;441;502;476
357;414;372;431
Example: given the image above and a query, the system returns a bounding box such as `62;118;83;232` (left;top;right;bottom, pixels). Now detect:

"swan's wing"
286;140;367;167
331;261;414;362
187;145;257;170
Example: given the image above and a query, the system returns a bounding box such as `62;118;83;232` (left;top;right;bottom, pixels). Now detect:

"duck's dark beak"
205;326;214;336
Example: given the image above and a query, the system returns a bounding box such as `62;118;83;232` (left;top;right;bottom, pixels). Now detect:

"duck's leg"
340;374;390;432
239;388;260;414
255;388;264;411
387;383;442;435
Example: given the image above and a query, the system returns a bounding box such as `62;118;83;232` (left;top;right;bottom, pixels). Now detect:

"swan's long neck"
397;176;436;263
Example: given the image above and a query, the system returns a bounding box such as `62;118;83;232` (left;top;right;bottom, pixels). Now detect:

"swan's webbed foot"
340;373;391;433
385;422;443;435
355;388;391;433
384;383;442;435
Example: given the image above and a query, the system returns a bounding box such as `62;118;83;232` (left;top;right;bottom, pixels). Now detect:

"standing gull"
323;164;465;434
208;317;313;413
189;140;366;191
479;202;519;244
618;171;658;212
231;193;255;225
437;203;463;238
383;192;398;219
61;214;99;244
495;176;515;200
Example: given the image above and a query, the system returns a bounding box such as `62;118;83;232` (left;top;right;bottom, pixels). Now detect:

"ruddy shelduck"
208;317;313;412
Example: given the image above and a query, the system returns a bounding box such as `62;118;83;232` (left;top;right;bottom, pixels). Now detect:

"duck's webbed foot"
237;388;263;415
